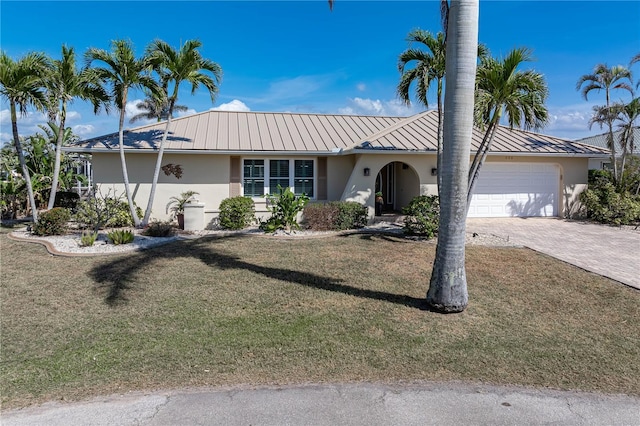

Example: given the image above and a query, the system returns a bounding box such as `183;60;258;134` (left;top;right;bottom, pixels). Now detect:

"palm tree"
426;0;479;313
45;45;109;209
397;29;446;192
467;47;549;208
141;39;222;225
0;51;51;222
577;64;633;184
85;39;161;226
129;96;188;123
615;97;640;190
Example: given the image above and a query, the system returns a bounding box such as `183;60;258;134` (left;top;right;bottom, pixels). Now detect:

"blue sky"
1;0;639;143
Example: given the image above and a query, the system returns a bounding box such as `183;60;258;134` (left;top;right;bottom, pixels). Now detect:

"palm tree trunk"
427;0;478;313
47;104;66;210
10;101;38;222
142;113;172;225
436;78;444;196
466;118;499;210
118;92;141;227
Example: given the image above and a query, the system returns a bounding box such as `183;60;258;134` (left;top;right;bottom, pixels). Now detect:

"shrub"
402;195;439;238
142;220;175;237
335;201;368;230
53;191;80;211
79;230;98;247
74;196;142;230
303;203;339;231
580;180;640;226
32;207;71;236
303;201;368;231
107;229;135;245
219;196;256;230
260;185;309;233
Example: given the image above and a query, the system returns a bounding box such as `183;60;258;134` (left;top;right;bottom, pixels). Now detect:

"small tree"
260;185;309;233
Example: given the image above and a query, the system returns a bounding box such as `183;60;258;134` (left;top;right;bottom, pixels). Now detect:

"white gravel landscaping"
8;221;517;256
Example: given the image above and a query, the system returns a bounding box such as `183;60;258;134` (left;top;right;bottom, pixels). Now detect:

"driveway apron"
466;218;640;290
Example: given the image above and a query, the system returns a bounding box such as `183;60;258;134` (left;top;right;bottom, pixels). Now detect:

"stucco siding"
92;153;231;221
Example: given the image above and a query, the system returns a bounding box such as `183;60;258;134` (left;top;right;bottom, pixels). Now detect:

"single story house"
67;110;608;225
575;127;640;170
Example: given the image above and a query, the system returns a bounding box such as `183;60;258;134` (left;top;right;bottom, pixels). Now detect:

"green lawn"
1;229;638;409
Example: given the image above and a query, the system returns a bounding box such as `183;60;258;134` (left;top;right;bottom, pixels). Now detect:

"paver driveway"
466;218;640;290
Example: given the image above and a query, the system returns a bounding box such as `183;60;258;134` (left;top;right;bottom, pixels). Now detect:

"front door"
375;163;395;212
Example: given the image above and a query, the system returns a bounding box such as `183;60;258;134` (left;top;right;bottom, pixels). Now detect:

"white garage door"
467;163;559;218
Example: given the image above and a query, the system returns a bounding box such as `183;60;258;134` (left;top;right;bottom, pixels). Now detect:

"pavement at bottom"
3;382;640;426
466;218;640;290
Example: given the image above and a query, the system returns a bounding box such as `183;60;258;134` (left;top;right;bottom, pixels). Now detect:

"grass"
1;229;639;409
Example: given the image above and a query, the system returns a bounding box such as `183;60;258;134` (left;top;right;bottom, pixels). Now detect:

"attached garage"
467;163;560;218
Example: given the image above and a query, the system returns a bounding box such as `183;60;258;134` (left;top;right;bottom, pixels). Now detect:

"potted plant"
375;191;384;216
166;190;199;229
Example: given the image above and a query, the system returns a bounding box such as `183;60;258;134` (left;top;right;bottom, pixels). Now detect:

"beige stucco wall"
93;153;231;222
92;151;590;224
339;153;437;215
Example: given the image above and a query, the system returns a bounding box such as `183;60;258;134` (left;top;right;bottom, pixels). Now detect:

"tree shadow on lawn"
89;233;428;310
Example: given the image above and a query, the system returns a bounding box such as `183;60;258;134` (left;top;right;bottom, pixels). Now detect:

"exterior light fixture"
431;167;437;176
364;167;370;176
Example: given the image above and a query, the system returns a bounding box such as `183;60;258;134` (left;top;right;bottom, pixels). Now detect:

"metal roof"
575;127;640;155
68;110;610;157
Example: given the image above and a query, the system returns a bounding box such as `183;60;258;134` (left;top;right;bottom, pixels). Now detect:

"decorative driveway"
466;218;640;290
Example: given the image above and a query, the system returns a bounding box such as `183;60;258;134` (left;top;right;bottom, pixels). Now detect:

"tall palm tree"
129;96;188;123
0;51;51;222
85;40;161;226
615;97;640;189
397;29;446;192
426;0;479;313
141;39;222;225
577;64;633;184
467;47;549;208
45;45;109;209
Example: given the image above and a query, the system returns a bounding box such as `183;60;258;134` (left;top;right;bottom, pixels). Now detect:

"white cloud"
338;97;419;117
125;99;147;120
72;124;95;137
356;83;367;92
211;99;251;112
176;108;197;117
544;103;601;139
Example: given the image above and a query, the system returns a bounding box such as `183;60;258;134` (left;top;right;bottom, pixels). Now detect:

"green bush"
260;185;309;233
218;196;256;230
402;195;440;238
142;220;175;237
32;207;71;236
335;201;368;230
79;230;98;247
74;196;142;230
53;191;80;210
580;180;640;226
303;201;367;231
107;229;135;245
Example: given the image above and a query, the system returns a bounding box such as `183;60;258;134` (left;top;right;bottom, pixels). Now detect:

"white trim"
241;157;317;200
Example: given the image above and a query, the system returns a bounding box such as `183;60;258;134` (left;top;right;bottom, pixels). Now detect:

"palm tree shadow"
89;234;428;310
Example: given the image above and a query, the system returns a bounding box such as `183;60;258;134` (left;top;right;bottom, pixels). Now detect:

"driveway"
466;218;640;290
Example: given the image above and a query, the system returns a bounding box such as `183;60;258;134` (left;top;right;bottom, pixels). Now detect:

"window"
243;159;264;197
242;159;314;198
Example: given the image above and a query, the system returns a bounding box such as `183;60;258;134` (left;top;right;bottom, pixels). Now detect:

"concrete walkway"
466;218;640;290
3;383;640;426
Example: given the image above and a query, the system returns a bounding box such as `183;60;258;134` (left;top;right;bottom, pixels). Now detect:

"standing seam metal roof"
70;109;610;156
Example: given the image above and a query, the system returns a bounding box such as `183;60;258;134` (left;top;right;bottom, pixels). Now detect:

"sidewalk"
3;383;640;425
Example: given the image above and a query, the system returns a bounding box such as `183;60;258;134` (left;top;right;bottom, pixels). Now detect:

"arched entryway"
374;161;419;214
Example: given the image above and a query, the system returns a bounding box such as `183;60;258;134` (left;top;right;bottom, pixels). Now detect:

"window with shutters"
242;159;314;198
